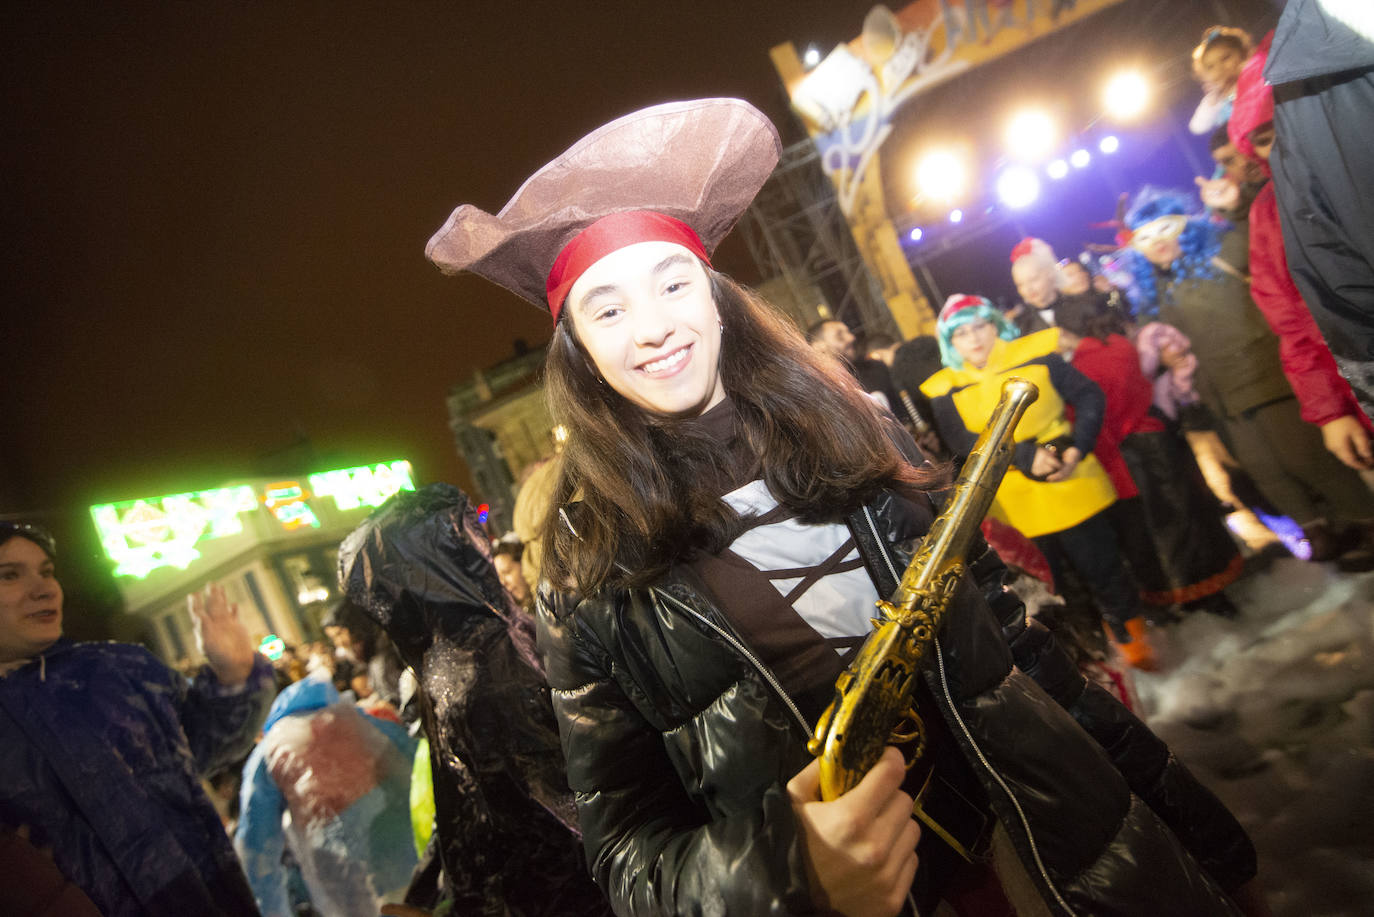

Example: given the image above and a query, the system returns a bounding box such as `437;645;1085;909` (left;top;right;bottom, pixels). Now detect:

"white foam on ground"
1129;557;1374;917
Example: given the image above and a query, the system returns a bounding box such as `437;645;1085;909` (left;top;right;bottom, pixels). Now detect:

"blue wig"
1118;187;1228;321
936;296;1020;370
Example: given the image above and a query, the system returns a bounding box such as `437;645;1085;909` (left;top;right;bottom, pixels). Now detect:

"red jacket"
1068;334;1165;500
1248;184;1369;427
1231;30;1369;429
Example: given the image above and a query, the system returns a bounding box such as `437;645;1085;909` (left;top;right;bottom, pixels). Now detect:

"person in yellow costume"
921;294;1156;666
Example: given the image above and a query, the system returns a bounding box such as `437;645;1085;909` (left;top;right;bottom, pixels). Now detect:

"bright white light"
909;227;924;242
297;586;330;605
949;209;963;224
996;166;1041;209
1004;109;1057;162
1070;149;1091;169
803;46;821;67
1103;70;1150;120
916;150;967;203
1099;135;1120;154
1047;159;1069;179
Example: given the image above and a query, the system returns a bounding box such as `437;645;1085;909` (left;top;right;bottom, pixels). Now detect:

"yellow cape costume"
921;329;1117;538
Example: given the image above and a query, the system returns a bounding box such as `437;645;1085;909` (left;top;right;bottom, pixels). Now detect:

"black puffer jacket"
537;487;1256;916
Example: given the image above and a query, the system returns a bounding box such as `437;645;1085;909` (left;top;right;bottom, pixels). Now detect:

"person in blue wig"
921;294;1158;668
1118;187;1374;568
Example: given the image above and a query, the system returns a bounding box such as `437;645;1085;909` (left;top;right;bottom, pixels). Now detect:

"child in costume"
425;99;1261;917
919;295;1157;668
1119;188;1374;567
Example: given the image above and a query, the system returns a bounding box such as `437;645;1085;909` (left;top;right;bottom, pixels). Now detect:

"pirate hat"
426;98;781;320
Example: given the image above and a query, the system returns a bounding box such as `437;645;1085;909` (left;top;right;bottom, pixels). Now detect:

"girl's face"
1131;215;1187;268
566;240;725;417
1196;45;1246;92
949;319;999;369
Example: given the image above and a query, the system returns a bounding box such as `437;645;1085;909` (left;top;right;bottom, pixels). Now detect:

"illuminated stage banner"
776;0;1127;215
91;460;416;578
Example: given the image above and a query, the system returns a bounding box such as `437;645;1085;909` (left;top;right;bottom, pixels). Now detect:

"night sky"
2;1;873;516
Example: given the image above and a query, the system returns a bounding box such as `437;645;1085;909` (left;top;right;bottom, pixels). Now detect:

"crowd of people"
4;5;1372;916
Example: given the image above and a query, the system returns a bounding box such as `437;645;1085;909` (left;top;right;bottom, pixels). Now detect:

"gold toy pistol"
808;377;1039;851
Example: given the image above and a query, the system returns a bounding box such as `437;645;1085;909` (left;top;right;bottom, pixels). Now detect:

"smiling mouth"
640;346;691;375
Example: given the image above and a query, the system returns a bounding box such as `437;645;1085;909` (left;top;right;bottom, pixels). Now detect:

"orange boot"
1108;616;1159;671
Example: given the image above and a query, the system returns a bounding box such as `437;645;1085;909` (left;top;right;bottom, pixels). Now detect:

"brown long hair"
539;271;941;593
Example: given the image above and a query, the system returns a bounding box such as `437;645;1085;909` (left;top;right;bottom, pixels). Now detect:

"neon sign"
92;460;415;578
91;486;259;578
263;482;321;531
308;461;415;511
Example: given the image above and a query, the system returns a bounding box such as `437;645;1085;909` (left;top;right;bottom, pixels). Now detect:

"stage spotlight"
1070;148;1091;169
909;227;924;242
1004;109;1057;161
1103;70;1150;120
949;209;963;224
1047;159;1069;179
1099;135;1120;154
803;45;821;67
996;166;1041;209
916;150;967;203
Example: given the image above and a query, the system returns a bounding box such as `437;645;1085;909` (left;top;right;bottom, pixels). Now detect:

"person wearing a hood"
423;98;1262;916
234;673;418;917
0;521;274;917
1262;0;1374;427
339;484;612;917
1226;30;1374;474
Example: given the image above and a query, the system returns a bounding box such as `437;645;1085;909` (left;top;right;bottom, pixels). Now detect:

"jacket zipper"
650;586;813;738
861;506;1077;917
556;510;813;738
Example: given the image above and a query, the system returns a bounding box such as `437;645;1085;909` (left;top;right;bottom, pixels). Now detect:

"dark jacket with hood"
1231;30;1369;430
339;483;612;917
0;639;274;917
537;480;1257;915
1264;0;1374;422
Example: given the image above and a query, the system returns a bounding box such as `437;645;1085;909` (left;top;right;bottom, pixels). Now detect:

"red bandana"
545;211;711;322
